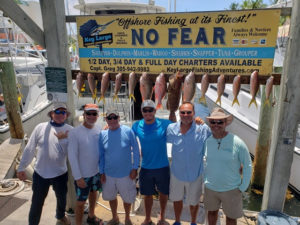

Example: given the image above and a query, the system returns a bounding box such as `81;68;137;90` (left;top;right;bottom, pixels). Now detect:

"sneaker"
57;215;71;225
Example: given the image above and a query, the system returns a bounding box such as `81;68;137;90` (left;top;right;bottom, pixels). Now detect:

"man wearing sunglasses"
132;99;172;225
17;102;73;225
166;101;211;225
204;107;252;225
68;104;103;225
99;109;140;225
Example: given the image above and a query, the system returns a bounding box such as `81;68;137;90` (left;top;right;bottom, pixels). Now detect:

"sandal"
86;216;103;225
107;218;120;225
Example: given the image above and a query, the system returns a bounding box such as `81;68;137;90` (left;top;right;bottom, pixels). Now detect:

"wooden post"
251;86;274;188
262;0;300;211
0;62;24;139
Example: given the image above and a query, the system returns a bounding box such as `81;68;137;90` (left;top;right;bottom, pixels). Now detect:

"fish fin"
128;94;136;102
215;96;222;106
264;99;270;107
248;97;258;108
156;103;163;110
113;95;119;102
198;96;207;105
232;97;240;106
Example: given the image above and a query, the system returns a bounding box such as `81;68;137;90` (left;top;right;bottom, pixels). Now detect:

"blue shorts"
139;166;170;195
74;173;101;201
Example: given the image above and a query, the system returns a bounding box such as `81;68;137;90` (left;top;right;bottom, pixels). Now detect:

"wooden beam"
0;0;45;48
71;70;281;85
262;0;300;211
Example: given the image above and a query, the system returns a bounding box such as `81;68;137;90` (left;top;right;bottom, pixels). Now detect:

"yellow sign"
77;9;280;75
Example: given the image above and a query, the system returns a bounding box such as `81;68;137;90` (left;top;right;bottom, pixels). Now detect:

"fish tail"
215;96;222;106
264;99;270;107
129;94;136;102
98;95;105;104
113;95;119;102
248;97;258;108
169;111;176;122
156;103;163;110
232;97;240;106
198;96;207;105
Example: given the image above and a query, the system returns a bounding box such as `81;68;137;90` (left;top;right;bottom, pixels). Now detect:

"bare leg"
123;202;132;223
109;199;119;221
226;217;237;225
143;195;153;224
75;201;85;225
189;204;199;223
159;192;168;222
88;191;98;218
207;210;218;225
173;200;183;223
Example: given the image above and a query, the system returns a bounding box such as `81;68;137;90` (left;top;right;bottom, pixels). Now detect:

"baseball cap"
141;99;155;109
52;102;67;111
84;103;99;112
106;108;119;117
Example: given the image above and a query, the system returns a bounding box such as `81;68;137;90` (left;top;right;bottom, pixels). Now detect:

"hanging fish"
264;76;274;107
98;72;110;104
128;72;137;102
139;72;153;101
76;72;84;97
198;74;209;105
154;72;167;110
113;73;122;102
167;72;184;122
216;74;225;106
248;71;259;108
182;72;195;102
87;73;97;100
232;75;241;106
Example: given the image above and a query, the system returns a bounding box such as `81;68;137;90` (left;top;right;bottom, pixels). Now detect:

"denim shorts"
139;166;170;195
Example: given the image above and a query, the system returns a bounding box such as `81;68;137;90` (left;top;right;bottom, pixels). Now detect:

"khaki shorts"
204;187;243;219
169;173;203;206
102;175;136;204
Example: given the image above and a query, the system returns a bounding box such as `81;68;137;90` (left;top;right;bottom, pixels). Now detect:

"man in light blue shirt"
167;102;211;225
99;108;140;225
204;107;252;225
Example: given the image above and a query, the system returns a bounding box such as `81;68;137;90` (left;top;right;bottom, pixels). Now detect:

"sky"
67;0;272;14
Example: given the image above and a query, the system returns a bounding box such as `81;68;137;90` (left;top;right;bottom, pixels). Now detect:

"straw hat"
206;107;233;125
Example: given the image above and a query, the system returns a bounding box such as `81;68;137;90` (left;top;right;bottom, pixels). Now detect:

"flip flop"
107;218;120;225
86;216;103;225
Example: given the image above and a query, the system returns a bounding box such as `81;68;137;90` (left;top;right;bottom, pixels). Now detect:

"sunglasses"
106;115;119;120
210;120;225;125
180;111;192;115
85;111;98;116
142;108;154;113
54;109;67;115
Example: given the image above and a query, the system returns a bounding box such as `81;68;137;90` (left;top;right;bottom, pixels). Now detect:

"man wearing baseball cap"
132;99;172;225
17;102;73;225
99;108;140;225
204;107;252;225
68;103;103;225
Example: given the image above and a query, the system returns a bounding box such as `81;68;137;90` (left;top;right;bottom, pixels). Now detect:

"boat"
0;10;52;143
195;82;300;195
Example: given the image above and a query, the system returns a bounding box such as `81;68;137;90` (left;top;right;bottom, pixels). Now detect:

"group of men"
17;99;252;225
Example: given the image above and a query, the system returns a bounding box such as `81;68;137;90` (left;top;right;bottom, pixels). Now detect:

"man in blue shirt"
204;107;252;225
132;100;172;225
167;101;211;225
99;108;140;225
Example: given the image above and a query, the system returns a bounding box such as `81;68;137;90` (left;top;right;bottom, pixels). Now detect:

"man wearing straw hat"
204;107;252;225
